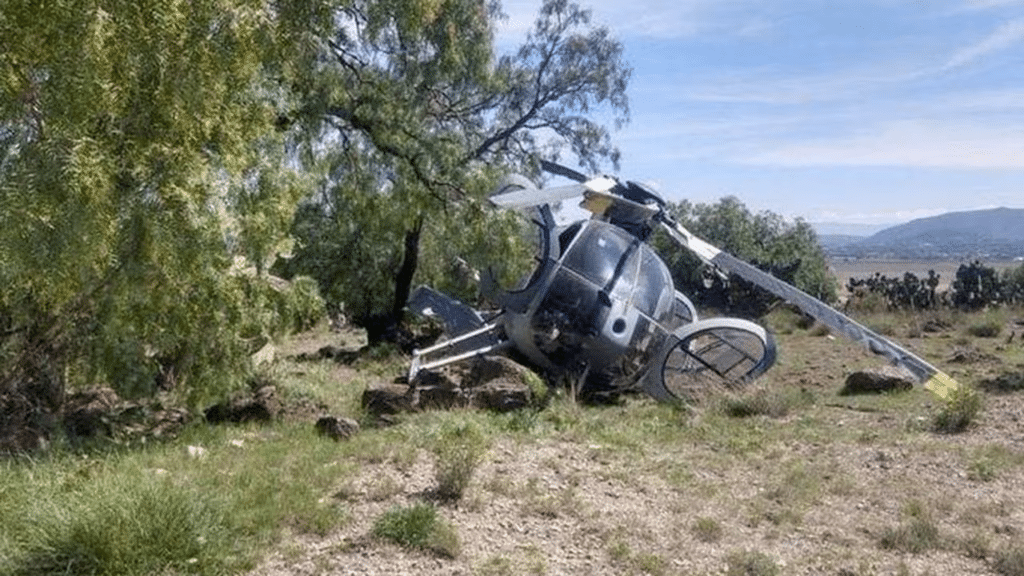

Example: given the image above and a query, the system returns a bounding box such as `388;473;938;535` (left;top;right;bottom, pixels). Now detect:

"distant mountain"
824;207;1024;259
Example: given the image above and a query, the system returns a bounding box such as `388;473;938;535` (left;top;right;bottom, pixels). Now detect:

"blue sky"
495;0;1024;231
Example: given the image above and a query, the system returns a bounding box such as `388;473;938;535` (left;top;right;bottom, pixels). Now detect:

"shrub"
933;385;984;434
431;421;490;500
371;502;460;558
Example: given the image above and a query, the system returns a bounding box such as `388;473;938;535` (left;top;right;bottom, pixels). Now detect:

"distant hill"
823;207;1024;259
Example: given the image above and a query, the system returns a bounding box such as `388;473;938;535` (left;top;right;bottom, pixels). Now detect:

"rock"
63;387;121;439
361;382;414;414
840;366;915;395
205;384;280;423
470;380;531;412
412;370;468;410
315;416;360;440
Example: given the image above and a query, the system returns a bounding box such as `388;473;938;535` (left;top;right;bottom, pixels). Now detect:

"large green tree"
0;0;324;449
279;0;632;341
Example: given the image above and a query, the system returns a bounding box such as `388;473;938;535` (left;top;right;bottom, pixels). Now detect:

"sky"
493;0;1024;232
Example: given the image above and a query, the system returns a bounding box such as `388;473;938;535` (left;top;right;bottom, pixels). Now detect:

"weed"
476;555;514;576
431;420;490;500
961;532;991;560
371;502;460;558
993;544;1024;576
718;387;812;419
879;501;941;553
724;549;780;576
691;516;723;542
932;384;983;433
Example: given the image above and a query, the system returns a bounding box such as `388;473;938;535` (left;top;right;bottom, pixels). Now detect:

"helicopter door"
641;318;776;402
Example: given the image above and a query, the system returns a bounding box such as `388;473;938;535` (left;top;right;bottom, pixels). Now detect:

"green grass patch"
371;502;460;558
878;500;942;554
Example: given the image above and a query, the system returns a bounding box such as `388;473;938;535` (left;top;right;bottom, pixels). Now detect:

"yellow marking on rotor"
923;370;960;400
581;193;614;215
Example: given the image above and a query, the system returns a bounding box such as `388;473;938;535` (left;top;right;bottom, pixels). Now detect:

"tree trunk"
364;217;423;345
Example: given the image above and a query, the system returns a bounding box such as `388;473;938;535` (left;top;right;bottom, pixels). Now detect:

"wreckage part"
644;318;776;403
408;285;488;338
660;217;960;400
409;322;512;381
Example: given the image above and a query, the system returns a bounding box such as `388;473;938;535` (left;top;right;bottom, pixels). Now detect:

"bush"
371;503;460;558
431;420;490;500
933;385;984;434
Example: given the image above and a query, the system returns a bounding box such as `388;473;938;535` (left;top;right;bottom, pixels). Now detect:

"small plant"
993;544;1024;576
691;516;723;543
371;502;460;558
932;384;983;433
719;387;812;419
878;501;941;553
724;549;779;576
431;420;490;500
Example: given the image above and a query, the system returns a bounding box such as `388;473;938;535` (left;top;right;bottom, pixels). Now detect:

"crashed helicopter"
407;161;960;403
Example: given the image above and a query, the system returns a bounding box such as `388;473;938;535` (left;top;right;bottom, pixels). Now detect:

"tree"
654;196;837;317
0;0;320;450
280;0;632;342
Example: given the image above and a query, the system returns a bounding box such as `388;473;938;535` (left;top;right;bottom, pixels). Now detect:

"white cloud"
941;18;1024;71
743;120;1024;169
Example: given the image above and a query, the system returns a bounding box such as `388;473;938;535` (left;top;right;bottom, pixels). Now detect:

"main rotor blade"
660;218;960;400
489;183;588;209
540;159;589;183
490;177;618;209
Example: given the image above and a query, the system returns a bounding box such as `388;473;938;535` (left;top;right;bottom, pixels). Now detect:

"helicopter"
406;160;960;403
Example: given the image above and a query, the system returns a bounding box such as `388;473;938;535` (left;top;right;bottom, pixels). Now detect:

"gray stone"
315;416;360;440
840;366;915;395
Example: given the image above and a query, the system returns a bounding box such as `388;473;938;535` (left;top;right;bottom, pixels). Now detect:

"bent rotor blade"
489;183;588;209
540;159;589;183
490;177;618;210
660;218;960;399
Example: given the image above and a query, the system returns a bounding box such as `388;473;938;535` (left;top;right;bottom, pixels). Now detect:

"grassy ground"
2;307;1024;575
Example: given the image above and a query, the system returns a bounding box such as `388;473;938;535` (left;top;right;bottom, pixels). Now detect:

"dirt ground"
249;315;1024;576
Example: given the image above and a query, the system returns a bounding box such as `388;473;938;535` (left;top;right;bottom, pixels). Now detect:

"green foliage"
878;501;941;554
933;384;983;434
0;0;317;421
371;502;461;558
655;196;837;317
431;420;491;499
281;0;632;331
3;471;233;576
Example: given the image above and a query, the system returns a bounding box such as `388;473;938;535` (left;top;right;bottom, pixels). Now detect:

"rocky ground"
245;313;1024;576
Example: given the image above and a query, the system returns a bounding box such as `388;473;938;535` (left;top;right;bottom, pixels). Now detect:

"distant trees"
845;261;1024;311
654;196;838;317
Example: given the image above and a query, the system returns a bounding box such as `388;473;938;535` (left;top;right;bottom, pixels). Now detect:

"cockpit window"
561;223;632;286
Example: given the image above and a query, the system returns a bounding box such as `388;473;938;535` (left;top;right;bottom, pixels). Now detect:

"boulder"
315;416;360;440
361;382;414;414
840;366;915;395
205;384;281;423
